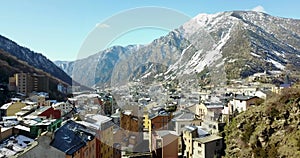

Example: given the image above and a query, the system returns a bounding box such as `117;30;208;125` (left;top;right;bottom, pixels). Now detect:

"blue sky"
0;0;299;61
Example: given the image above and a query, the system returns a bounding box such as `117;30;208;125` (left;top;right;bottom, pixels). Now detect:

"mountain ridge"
55;11;300;87
0;34;72;85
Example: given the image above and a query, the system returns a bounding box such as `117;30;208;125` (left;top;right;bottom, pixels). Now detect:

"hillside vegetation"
225;88;300;158
0;49;67;100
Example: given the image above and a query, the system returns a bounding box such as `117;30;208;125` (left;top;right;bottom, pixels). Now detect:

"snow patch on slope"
268;58;285;70
250;52;261;58
165;44;193;74
141;72;152;79
183;24;233;74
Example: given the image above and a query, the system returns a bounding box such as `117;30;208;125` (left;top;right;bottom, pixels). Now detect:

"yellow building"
0;102;26;120
143;112;149;131
196;103;207;120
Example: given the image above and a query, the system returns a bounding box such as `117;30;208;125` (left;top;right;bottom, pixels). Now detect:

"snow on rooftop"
15;135;34;148
123;110;132;115
23;101;36;105
68;98;77;101
76;121;99;130
1;127;11;132
85;114;112;125
185;125;197;131
74;93;100;99
14;125;30;132
0;147;16;157
0;135;34;157
11;98;21;101
52;102;66;107
0;102;13;110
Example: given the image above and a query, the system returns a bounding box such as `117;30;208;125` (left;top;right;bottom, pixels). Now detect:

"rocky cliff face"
225;88;300;158
56;45;140;87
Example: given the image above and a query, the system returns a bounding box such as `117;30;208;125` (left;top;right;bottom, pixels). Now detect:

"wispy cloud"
251;5;266;13
95;23;110;28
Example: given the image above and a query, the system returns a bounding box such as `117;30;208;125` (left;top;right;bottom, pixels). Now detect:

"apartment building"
9;73;49;96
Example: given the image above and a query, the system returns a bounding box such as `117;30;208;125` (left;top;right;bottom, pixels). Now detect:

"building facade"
192;135;223;158
9;73;49;96
151;130;178;158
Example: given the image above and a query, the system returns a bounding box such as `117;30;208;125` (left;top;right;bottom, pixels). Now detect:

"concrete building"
29;94;47;106
52;102;74;116
120;110;143;148
192;135;223;158
182;126;209;158
0;125;34;157
229;95;260;113
0;134;35;157
19;132;65;158
9;73;49;96
148;110;173;154
171;110;202;154
172;111;201;135
151;130;178;158
196;102;223;120
149;112;172;131
77;114;114;158
196;102;225;134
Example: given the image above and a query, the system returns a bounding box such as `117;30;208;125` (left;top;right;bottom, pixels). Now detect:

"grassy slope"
224;88;300;158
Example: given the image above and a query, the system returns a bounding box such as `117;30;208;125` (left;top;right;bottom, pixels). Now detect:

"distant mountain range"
54;11;300;88
55;45;140;87
0;35;72;85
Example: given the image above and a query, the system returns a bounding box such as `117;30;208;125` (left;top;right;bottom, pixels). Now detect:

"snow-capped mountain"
53;60;74;77
162;11;300;82
56;11;300;87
